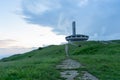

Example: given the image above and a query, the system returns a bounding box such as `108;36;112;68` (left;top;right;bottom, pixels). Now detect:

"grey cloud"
21;0;88;33
21;0;120;40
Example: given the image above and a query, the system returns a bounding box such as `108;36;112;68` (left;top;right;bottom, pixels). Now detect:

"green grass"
69;40;120;80
0;40;120;80
0;45;66;80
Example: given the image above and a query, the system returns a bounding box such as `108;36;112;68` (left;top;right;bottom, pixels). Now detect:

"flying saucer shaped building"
65;21;89;41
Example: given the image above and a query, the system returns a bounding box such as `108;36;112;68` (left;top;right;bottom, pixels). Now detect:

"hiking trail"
56;58;99;80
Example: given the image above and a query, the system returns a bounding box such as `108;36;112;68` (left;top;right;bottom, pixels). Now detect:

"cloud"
21;0;120;40
78;0;88;7
0;39;17;48
22;0;61;15
21;0;89;34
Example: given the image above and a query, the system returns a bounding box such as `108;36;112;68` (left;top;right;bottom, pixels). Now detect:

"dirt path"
56;58;99;80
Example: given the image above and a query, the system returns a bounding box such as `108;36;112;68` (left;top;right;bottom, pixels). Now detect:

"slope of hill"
71;40;120;80
0;45;66;80
0;40;120;80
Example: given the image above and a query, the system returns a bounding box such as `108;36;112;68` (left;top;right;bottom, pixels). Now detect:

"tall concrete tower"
72;21;76;35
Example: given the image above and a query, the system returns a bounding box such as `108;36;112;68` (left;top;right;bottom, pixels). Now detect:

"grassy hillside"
70;40;120;80
0;40;120;80
0;45;66;80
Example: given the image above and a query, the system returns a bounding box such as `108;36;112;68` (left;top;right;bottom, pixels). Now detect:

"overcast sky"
22;0;120;40
0;0;120;59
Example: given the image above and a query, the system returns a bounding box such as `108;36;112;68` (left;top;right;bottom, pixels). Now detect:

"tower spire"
72;21;76;35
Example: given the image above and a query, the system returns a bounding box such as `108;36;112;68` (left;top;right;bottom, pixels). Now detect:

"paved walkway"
56;58;99;80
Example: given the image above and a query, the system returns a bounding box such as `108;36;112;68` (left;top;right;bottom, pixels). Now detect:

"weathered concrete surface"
79;71;99;80
61;70;79;80
56;58;99;80
56;59;81;69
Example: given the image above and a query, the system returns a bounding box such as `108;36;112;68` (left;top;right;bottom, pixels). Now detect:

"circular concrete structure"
65;21;89;42
65;34;89;41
